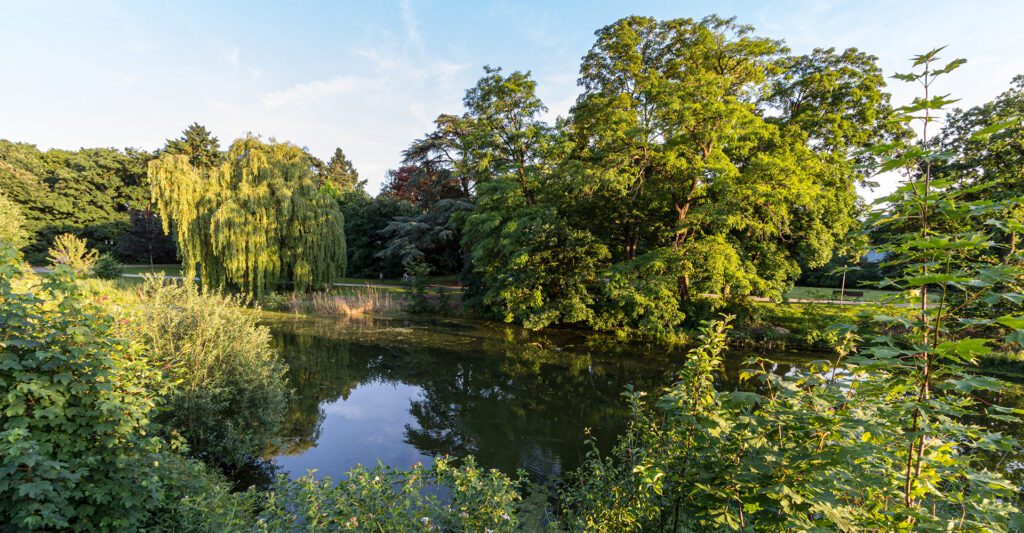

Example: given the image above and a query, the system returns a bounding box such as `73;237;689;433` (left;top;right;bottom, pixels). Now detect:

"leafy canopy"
149;135;347;295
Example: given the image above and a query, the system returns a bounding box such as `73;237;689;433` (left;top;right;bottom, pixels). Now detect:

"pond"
260;313;816;485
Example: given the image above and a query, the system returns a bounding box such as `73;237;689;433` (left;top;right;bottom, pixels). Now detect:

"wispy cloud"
399;0;421;50
261;75;360;107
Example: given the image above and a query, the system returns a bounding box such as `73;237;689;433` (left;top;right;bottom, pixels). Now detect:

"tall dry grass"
285;285;403;318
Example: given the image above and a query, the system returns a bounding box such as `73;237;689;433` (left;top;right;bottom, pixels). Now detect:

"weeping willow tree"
149;136;346;295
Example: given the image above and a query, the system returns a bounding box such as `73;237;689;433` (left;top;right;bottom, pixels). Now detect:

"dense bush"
562;318;1021;531
91;253;125;279
127;277;289;472
0;245;221;529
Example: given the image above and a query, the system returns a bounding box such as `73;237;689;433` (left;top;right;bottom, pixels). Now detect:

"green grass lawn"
121;264;184;276
784;285;940;303
114;268;921;303
119;265;460;289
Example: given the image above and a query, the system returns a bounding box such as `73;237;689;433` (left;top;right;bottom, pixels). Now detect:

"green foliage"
563;16;862;304
465;194;610;329
590;249;688;340
0;245;166;529
162;122;222;169
125;276;289;471
0;191;29;248
319;147;365;192
46;232;99;275
404;260;433;313
149;135;347;295
562;47;1024;532
257;458;522;532
408;16;893;337
334;190;420;277
0;140;155;263
91;253;125;279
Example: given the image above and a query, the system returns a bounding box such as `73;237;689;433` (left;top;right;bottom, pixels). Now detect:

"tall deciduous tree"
567;16;861;302
149;136;346;295
0;140;155;262
0;192;28;248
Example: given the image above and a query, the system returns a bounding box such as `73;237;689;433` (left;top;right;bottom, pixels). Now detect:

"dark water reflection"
262;314;810;483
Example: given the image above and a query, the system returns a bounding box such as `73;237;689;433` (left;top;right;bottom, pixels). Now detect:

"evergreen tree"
162;122;222;168
320;147;364;192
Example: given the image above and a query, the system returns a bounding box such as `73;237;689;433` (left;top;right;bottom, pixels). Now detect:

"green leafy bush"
46;232;98;275
127;276;289;472
258;458;522;531
404;260;432;313
91;253;125;279
0;245;185;529
591;249;689;341
561;48;1024;532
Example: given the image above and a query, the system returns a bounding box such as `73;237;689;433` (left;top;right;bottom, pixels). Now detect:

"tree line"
3;15;1022;341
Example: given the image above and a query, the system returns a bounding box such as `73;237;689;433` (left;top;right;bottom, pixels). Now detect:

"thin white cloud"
261;75;361;107
400;0;421;49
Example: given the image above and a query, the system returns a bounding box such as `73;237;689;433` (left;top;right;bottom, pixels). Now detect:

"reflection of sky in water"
275;381;433;480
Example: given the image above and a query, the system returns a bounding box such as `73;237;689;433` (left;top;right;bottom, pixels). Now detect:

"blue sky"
3;0;1023;193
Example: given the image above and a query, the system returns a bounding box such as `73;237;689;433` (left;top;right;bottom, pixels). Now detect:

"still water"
261;313;813;484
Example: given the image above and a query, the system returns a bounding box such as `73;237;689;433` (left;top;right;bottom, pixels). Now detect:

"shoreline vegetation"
3;11;1024;531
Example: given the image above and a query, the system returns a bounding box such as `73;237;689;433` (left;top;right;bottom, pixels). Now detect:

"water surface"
263;314;809;483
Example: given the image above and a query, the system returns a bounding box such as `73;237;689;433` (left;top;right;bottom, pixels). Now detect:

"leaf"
947;375;1003;393
720;391;763;409
997;315;1024;330
970;118;1020;142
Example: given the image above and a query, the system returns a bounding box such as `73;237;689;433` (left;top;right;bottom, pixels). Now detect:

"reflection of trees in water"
266;316;809;482
402;343;657;480
269;331;367;456
267;318;675;480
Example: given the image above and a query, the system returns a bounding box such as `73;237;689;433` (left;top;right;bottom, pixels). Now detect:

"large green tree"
0;140;155;262
149;135;347;295
566;16;864;303
458;67;612;327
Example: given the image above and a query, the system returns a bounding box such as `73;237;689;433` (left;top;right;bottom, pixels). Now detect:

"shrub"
258;458;522;531
46;232;98;275
91;253;125;279
404;260;432;313
128;276;289;472
562;318;1021;530
0;245;169;529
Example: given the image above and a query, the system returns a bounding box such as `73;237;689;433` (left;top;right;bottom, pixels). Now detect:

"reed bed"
285;285;404;318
